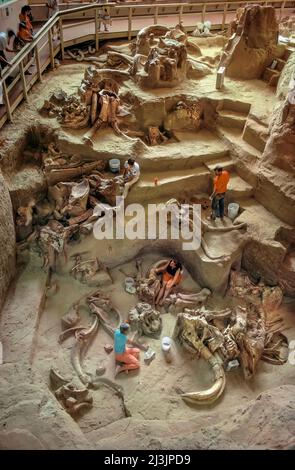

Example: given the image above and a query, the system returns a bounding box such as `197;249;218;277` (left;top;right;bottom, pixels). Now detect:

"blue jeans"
212;194;225;218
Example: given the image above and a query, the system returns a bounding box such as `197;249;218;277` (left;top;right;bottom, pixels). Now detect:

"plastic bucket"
125;277;136;294
109;158;121;173
228;203;239;220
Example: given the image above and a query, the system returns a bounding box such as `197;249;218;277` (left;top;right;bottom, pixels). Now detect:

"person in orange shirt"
154;258;183;306
19;6;33;36
210;166;230;221
18;22;33;43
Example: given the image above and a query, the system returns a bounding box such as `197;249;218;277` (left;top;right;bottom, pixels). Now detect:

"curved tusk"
181;352;226;405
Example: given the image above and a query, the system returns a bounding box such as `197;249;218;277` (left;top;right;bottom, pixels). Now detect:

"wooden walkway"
0;3;293;129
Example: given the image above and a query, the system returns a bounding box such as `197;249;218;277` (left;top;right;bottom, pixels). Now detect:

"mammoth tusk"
88;45;96;54
76;50;85;62
66;50;78;60
181;351;226;405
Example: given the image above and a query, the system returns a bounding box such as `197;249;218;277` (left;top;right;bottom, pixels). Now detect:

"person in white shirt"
0;30;16;105
47;0;59;18
0;30;15;71
122;158;140;199
46;0;59;39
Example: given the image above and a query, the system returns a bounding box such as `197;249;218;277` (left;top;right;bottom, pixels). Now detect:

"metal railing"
0;0;291;129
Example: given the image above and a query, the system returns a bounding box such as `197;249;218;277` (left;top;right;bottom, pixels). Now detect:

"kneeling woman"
114;323;140;376
154;259;183;306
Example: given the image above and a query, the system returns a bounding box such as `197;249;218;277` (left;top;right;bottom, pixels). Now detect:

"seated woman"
154;258;183;306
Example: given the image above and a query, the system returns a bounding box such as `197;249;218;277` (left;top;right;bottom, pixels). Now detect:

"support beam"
95;8;99;51
179;5;184;24
19;61;28;101
35;44;42;82
2;81;12;122
222;3;228;30
48;28;55;70
59;17;64;60
128;7;133;41
202;4;207;23
279;0;285;20
154;6;159;25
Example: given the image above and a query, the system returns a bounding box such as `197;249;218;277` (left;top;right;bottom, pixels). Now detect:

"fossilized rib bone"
50;367;71;389
71;315;99;385
59;326;86;343
88;303;121;336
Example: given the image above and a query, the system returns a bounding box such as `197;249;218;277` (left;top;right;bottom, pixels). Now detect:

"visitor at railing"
0;30;16;72
98;1;112;32
47;0;60;40
18;22;35;74
0;30;16;107
18;22;33;43
19;5;34;37
47;0;59;19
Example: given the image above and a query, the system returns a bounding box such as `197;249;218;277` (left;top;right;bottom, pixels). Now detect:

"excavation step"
217;126;263;160
227;173;253;200
218;98;251;115
242;120;268;153
205;156;235;172
141;130;229;172
217;109;247;131
128;166;210;203
235;197;289;239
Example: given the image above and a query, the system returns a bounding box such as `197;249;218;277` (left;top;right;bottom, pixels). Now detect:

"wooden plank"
279;0;286;19
48;28;55;69
95;8;99;51
222;2;228;30
19;61;28;102
179;4;183;23
2;81;12;122
35;44;42;82
128;7;133;41
154;5;159;24
59;17;65;60
202;3;206;23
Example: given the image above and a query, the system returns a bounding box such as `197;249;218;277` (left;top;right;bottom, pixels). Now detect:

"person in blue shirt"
114;323;140;376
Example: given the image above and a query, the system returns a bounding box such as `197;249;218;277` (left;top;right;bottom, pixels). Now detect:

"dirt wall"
0;170;16;309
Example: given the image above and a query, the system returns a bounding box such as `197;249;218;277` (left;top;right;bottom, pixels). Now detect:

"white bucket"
125;277;136;294
109;158;121;173
228;203;239;220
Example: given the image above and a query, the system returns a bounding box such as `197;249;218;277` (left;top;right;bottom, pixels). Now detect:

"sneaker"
115;365;128;377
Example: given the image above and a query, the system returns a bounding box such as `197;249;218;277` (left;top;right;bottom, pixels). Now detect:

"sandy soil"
33;251;295;432
0;35;294;450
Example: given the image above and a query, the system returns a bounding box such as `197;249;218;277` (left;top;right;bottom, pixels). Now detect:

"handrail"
1;3;115;81
0;0;291;128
